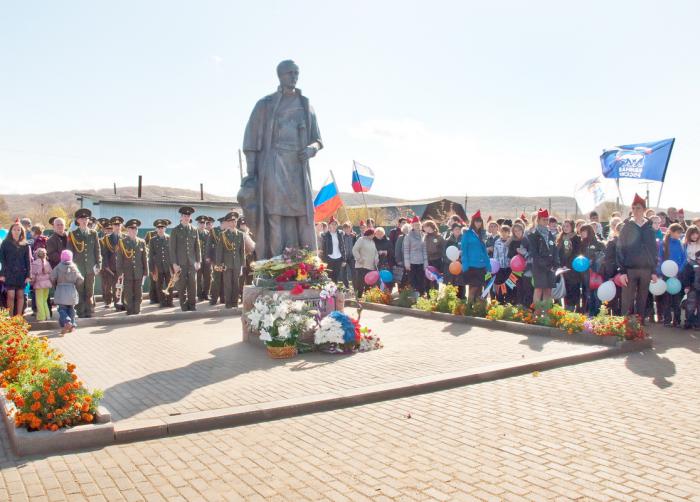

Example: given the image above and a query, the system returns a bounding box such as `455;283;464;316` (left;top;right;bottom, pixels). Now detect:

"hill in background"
1;186;695;225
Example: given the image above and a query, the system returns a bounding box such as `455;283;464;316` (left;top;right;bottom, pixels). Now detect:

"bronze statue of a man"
239;60;323;259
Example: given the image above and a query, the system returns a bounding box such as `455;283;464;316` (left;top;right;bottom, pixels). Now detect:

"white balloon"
660;260;679;278
649;279;667;296
597;280;617;302
445;246;460;262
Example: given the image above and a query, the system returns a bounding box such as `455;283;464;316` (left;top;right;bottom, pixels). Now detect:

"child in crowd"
658;224;686;328
507;222;531;306
31;225;48;253
684;225;700;264
556;220;582;312
50;249;84;335
444;223;465;298
579;224;605;316
485;220;499;257
492;225;511;303
30;247;53;321
680;250;700;330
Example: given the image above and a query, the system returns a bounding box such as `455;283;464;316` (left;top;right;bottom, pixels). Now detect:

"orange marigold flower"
32;391;42;400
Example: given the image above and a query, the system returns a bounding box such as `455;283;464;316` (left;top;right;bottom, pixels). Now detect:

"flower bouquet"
314;311;382;354
246;294;318;358
251;247;330;293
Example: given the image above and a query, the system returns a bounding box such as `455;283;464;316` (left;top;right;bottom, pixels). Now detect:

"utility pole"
464;193;468;214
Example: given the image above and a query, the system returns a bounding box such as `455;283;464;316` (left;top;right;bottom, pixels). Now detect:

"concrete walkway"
0;324;695;501
34;310;609;429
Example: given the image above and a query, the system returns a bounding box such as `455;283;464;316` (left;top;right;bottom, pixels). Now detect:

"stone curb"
348;300;644;348
28;307;242;331
110;339;650;446
0;391;114;457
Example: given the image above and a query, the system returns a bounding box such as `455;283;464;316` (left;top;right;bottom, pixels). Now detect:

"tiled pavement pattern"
36;311;593;423
0;326;698;501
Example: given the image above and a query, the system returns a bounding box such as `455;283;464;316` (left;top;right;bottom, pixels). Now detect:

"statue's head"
277;60;299;90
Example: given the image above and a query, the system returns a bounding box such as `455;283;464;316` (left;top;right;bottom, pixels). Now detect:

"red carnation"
291;283;304;295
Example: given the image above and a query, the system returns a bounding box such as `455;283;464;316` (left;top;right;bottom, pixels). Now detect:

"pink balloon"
364;270;379;286
510;255;526;273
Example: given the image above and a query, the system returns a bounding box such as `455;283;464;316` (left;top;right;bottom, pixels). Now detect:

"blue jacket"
461;229;491;272
658;237;685;277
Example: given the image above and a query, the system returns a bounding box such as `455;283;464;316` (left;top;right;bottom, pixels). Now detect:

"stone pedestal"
241;285;345;343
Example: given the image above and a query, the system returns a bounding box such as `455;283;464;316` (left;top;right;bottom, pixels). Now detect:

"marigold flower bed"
0;310;102;432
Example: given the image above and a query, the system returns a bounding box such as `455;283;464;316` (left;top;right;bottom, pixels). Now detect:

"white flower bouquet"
246;294;318;347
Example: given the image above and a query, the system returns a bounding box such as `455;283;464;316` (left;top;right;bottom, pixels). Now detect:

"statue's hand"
298;146;317;162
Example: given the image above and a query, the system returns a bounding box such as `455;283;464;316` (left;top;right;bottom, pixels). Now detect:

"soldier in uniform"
207;216;224;305
148;219;173;307
195;215;211;301
215;212;245;308
68;208;102;318
144;228;159;304
237;216;256;303
101;216;124;310
169;206;201;311
98;218;113;307
116;219;148;315
97;218;109;239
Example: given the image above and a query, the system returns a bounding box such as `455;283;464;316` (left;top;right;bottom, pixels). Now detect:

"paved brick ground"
35;311;593;423
0;325;697;501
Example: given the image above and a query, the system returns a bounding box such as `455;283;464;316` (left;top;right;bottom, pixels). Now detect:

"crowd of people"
0;207;254;334
316;196;700;329
2;196;699;333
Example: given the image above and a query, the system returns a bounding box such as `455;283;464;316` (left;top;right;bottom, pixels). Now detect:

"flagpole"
329;169;350;222
656;182;665;209
615;178;624;207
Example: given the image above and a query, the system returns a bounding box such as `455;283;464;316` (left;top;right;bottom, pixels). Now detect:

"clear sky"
1;0;698;210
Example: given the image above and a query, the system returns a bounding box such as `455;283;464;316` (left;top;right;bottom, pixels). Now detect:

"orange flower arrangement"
0;309;103;431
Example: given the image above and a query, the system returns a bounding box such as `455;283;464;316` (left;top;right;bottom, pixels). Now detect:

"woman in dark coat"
0;222;32;316
373;227;395;291
507;222;532;307
528;209;559;303
556;220;582;311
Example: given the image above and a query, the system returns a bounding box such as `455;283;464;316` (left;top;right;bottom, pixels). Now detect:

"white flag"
575;176;606;214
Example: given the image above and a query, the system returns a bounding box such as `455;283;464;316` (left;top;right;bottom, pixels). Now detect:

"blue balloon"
572;255;590;273
379;269;393;283
666;277;682;295
0;229;7;239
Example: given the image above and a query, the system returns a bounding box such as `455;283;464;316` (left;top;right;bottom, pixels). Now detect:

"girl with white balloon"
658;224;686;327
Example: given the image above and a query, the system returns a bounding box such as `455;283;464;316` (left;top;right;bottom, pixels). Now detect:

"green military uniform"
215;214;245;308
148;219;173;307
116;219;148;315
169;207;201;311
101;216;125;310
68;209;102;318
206;221;224;305
195;216;211;300
144;230;159;304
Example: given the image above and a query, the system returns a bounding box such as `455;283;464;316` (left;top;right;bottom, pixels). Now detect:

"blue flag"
600;138;675;182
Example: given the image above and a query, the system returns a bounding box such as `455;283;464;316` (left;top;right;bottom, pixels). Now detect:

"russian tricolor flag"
351;161;375;193
313;173;343;222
